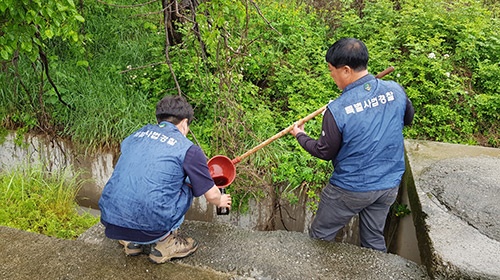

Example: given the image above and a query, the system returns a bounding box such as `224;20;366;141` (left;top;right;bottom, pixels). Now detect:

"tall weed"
0;165;99;239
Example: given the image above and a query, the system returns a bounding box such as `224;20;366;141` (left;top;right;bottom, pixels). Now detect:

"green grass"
0;165;99;239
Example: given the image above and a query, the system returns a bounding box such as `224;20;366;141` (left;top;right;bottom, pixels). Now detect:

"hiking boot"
119;240;151;256
148;230;198;264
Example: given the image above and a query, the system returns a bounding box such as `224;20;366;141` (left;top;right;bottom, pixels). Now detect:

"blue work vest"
327;74;407;192
99;122;193;232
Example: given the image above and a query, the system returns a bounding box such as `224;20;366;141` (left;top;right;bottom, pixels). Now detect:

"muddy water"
0;131;421;264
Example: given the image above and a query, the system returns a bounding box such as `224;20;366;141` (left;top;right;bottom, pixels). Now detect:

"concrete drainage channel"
2;132;500;279
404;139;500;279
79;188;424;265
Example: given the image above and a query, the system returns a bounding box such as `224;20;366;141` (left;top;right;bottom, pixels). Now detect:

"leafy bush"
330;0;499;146
0;165;99;239
1;0;499;212
121;0;335;210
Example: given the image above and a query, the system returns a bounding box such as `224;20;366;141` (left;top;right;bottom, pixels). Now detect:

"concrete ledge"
0;225;231;280
0;220;428;280
405;140;500;279
160;221;428;279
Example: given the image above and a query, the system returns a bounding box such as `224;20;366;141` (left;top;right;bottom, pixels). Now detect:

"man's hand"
290;122;306;137
204;185;232;209
219;193;232;209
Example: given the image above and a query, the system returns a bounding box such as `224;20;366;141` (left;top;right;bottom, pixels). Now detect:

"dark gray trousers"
309;183;398;252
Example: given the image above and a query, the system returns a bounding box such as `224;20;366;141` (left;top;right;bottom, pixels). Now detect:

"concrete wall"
0;131;276;231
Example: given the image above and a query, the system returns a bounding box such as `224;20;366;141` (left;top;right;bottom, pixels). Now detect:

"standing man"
290;38;414;252
99;95;232;263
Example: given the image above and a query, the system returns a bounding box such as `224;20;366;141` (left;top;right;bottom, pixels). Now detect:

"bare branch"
38;48;74;111
163;0;182;96
187;1;208;62
249;0;282;36
96;0;159;9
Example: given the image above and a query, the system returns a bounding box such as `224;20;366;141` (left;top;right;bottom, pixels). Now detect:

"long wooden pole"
231;66;395;164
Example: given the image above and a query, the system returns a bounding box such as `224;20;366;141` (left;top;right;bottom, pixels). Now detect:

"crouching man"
99;95;231;263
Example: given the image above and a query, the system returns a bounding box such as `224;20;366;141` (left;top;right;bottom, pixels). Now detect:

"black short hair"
155;95;194;125
325;38;369;71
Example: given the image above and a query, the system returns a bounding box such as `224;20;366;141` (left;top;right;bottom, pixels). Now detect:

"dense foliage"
1;0;499;211
0;165;99;239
